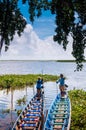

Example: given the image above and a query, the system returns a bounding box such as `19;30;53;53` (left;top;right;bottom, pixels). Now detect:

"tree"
0;0;86;71
25;0;86;71
0;0;26;52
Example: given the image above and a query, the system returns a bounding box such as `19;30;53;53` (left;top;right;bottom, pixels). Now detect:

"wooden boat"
44;93;71;130
12;92;44;130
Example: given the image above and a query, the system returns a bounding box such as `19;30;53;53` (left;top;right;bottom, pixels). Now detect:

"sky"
0;1;83;60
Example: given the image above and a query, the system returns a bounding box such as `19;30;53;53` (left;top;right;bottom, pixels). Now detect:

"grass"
0;74;58;90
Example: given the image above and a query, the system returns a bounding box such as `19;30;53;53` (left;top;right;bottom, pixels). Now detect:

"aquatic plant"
16;96;26;106
68;89;86;130
17;109;22;116
2;109;10;114
0;74;58;90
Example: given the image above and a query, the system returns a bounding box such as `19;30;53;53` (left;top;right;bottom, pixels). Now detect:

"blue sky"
18;0;55;39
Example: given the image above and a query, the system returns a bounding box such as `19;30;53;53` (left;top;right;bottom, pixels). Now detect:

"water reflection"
0;82;58;130
0;85;34;130
0;80;86;130
0;61;86;90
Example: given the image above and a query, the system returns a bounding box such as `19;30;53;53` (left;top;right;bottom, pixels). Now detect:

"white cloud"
0;24;76;60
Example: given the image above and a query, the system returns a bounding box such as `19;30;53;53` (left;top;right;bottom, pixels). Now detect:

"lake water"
0;60;86;130
0;60;86;90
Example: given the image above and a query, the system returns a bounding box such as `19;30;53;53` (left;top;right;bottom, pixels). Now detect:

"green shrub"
68;90;86;130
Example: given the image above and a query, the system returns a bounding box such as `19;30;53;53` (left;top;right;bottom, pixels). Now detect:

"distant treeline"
57;60;86;62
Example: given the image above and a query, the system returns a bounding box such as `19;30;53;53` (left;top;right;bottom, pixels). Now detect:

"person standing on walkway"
40;78;44;94
56;74;65;96
36;77;42;98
